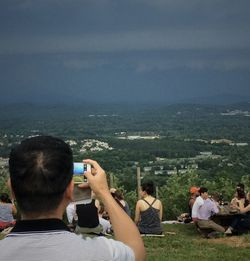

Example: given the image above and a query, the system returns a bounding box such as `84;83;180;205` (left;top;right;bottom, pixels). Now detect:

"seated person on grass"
74;199;103;235
230;187;247;210
188;186;200;217
134;181;163;235
225;192;250;235
66;197;107;235
110;188;131;217
0;193;17;231
192;187;225;238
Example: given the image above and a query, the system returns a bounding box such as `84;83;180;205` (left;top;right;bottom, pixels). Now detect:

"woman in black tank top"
134;181;163;235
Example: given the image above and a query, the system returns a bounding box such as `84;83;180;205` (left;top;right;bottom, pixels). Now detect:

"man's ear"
65;179;74;201
7;178;16;200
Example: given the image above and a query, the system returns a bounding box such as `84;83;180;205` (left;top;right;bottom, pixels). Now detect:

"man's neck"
21;199;69;220
21;210;63;220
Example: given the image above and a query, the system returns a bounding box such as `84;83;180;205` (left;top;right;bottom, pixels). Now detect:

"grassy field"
1;223;249;260
144;223;250;261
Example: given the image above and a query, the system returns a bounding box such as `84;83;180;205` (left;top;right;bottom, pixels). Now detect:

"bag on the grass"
177;213;192;223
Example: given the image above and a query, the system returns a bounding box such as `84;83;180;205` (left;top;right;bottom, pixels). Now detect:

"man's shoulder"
0;233;134;261
73;235;135;260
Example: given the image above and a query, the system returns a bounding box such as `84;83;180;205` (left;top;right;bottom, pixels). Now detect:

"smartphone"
73;162;92;204
73;162;91;175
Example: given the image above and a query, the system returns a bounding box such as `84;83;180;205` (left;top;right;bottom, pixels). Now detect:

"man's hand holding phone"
82;159;110;200
82;159;146;260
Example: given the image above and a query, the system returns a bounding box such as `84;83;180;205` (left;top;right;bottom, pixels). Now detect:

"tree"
0;168;9;193
158;170;200;219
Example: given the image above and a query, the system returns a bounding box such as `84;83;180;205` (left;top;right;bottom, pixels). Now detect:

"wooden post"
156;185;159;199
109;173;114;188
137;166;141;200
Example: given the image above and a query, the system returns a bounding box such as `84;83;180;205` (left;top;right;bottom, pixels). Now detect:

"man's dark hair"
199;187;208;194
141;181;155;195
9;136;73;214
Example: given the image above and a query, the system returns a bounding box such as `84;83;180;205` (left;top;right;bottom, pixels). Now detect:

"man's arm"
210;199;219;214
192;197;203;221
83;159;146;261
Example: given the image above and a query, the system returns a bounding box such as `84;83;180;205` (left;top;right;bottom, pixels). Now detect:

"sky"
0;0;250;105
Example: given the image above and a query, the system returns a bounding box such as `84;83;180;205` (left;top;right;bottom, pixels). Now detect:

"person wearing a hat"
188;187;200;217
192;187;225;238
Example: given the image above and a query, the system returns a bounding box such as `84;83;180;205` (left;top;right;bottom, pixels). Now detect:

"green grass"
1;223;250;260
144;224;250;261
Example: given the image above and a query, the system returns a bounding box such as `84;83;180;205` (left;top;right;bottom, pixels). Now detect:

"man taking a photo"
0;136;145;261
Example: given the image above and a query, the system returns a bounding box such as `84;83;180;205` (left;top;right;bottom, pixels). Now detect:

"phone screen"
73;162;91;175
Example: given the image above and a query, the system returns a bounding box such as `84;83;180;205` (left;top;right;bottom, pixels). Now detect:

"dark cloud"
0;0;250;104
